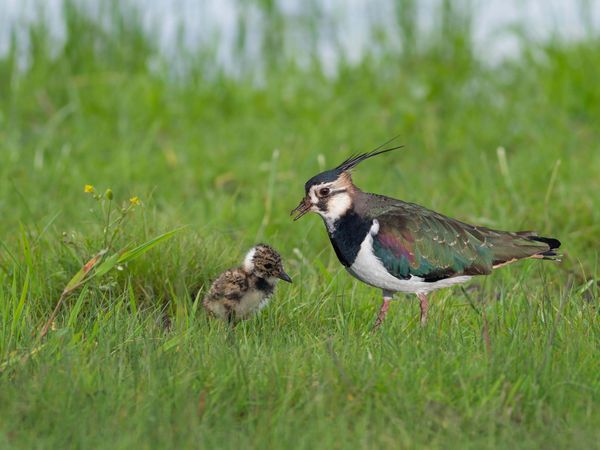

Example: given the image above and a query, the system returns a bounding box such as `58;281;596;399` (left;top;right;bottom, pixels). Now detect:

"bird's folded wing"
370;206;496;281
206;270;248;302
370;201;555;281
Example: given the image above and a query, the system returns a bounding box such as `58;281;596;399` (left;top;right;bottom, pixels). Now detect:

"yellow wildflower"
129;196;141;206
84;184;95;193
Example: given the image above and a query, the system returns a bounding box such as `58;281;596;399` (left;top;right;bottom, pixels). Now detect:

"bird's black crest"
334;145;404;173
304;137;404;193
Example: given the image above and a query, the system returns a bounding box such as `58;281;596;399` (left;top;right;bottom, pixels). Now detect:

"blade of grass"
11;268;29;339
39;250;106;339
66;285;89;329
117;226;187;264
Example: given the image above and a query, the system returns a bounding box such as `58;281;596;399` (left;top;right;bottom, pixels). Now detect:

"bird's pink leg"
417;292;429;326
373;292;393;330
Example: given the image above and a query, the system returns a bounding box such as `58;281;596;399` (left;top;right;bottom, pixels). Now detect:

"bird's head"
243;244;292;283
291;144;402;223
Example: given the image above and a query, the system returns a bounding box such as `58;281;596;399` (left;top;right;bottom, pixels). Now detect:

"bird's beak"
291;197;311;221
278;271;292;283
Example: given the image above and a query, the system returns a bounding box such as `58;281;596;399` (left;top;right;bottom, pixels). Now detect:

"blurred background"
3;1;600;73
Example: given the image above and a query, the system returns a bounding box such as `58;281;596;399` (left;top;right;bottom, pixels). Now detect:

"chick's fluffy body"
203;268;274;322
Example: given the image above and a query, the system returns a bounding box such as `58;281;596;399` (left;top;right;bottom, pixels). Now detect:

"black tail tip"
529;236;562;259
529;236;561;250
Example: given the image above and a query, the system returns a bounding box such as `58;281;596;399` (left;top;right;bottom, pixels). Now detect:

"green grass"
1;2;599;449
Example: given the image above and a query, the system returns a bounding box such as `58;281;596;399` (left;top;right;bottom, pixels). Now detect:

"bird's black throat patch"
255;277;274;295
327;210;372;267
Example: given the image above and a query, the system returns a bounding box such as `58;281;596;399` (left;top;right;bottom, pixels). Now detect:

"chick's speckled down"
203;244;291;323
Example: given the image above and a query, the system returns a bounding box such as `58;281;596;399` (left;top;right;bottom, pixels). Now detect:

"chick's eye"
264;263;273;270
319;187;330;197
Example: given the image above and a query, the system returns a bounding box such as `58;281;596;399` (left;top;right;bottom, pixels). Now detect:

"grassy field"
0;2;599;449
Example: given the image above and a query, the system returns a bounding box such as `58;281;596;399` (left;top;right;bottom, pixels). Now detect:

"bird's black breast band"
328;211;372;267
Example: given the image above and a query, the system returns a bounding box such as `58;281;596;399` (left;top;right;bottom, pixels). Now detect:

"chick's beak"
278;270;292;283
291;197;311;221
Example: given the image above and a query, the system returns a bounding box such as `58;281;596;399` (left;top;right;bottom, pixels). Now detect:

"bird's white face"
307;182;352;227
291;172;354;228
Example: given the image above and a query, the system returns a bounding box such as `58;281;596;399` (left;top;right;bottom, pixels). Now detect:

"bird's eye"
265;263;273;270
319;187;331;197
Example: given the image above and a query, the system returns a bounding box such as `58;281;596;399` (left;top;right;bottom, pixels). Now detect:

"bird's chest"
327;213;432;293
327;211;373;267
236;290;271;319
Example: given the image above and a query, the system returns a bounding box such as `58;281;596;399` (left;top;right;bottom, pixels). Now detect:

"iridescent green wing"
370;203;554;281
370;205;495;281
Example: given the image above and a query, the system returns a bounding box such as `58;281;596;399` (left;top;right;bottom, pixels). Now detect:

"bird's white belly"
347;222;472;294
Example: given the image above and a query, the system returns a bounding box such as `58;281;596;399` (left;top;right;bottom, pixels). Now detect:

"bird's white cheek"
317;193;352;232
323;193;352;220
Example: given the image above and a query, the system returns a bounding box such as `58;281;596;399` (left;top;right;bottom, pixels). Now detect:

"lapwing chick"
291;145;561;329
203;244;292;323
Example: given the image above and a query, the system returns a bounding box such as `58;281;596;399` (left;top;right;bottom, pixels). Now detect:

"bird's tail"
525;235;562;260
491;231;562;268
